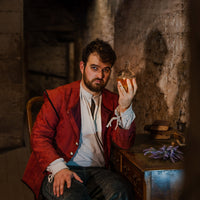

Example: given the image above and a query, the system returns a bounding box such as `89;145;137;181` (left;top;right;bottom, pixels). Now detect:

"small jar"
117;69;135;92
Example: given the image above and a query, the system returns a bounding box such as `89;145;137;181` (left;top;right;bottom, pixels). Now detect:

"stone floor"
0;146;34;200
0;126;34;200
0;147;35;200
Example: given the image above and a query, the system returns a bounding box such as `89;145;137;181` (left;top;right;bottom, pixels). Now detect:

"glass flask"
117;65;135;92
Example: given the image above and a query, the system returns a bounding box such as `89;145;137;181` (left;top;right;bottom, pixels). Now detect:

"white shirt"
67;85;104;166
46;82;136;176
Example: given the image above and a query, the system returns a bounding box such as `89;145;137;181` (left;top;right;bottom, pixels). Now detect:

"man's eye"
103;68;111;73
91;66;98;71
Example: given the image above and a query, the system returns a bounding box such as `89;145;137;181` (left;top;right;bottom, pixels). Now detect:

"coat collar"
68;80;116;112
68;81;117;128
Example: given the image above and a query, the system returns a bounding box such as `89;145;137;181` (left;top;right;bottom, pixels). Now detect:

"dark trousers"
41;167;134;200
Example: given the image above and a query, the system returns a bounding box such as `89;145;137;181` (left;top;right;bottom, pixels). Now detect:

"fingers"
66;176;72;188
127;79;133;94
117;81;126;96
118;77;137;113
60;183;64;195
53;178;65;197
131;78;137;95
73;172;83;183
53;170;83;197
118;78;136;95
53;175;71;197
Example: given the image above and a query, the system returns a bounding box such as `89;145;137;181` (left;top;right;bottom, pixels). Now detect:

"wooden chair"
26;96;46;200
26;96;44;146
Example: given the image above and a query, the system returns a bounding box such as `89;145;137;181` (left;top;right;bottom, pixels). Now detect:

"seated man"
23;39;137;200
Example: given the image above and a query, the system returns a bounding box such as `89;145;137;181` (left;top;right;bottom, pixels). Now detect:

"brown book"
150;120;170;131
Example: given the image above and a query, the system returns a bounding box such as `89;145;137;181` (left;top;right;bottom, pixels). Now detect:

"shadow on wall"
134;29;169;133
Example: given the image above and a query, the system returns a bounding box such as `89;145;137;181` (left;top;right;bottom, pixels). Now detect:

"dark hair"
82;39;116;67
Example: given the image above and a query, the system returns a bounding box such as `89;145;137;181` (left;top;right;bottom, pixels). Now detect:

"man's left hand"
117;78;137;113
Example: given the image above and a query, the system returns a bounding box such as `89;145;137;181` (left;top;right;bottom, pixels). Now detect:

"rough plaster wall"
83;0;115;91
0;0;25;149
114;0;189;133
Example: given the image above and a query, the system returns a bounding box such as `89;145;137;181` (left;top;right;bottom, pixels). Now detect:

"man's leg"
86;168;134;200
41;175;91;200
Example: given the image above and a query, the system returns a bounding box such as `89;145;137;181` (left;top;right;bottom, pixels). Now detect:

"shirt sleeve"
116;104;136;129
46;158;69;176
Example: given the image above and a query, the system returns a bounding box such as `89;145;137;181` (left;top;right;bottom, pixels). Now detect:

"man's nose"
97;70;104;79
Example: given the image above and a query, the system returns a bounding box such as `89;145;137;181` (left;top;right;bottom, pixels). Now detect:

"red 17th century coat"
22;80;136;199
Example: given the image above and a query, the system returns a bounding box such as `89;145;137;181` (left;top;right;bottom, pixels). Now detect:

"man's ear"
80;61;84;74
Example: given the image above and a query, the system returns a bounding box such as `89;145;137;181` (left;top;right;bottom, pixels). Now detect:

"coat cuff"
46;158;69;177
106;104;136;130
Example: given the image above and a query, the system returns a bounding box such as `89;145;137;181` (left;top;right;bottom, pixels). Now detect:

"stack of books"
144;120;171;139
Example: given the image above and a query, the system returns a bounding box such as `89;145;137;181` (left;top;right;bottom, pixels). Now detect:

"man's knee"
41;177;91;200
63;180;90;200
104;172;134;200
91;169;134;200
112;185;134;200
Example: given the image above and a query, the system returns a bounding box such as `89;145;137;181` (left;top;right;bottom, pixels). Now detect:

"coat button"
75;142;79;146
70;152;73;156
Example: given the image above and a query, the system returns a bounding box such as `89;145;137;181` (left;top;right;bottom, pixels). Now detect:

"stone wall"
79;0;190;133
0;0;189;149
82;0;115;90
25;0;116;93
24;0;89;97
0;0;25;149
114;0;189;133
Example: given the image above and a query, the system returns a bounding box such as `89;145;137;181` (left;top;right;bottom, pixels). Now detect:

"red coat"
22;80;136;199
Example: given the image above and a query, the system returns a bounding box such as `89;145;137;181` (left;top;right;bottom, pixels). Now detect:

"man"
23;39;137;200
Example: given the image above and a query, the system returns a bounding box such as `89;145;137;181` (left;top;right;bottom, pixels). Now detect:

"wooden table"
110;134;184;200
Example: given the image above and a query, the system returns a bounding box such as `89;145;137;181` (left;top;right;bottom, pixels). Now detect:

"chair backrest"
26;96;44;139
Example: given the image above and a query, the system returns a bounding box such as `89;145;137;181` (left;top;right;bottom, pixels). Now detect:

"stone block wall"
81;0;189;133
0;0;189;149
114;0;189;133
82;0;115;90
26;33;69;97
0;0;25;149
24;0;89;96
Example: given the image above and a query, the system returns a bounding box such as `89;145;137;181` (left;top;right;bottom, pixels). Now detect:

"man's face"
80;52;112;94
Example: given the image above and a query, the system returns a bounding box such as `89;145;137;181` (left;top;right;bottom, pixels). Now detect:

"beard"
83;71;109;93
